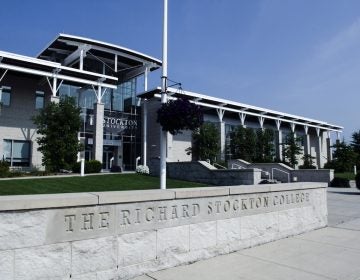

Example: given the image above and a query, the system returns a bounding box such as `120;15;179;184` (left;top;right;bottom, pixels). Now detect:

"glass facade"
58;78;141;171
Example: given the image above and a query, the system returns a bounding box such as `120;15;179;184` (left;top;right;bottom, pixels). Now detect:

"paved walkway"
134;186;360;280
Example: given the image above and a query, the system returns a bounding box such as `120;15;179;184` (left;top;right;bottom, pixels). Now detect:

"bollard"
80;158;85;177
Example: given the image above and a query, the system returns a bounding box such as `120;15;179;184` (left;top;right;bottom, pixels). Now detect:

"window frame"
35;90;45;110
0;86;11;107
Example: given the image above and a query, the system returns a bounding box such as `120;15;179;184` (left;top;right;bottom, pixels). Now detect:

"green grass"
0;174;207;196
334;172;356;180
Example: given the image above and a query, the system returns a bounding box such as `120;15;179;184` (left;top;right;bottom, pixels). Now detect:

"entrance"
102;150;114;170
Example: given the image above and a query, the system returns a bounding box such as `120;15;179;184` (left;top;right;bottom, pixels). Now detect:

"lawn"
334;172;356;180
0;174;207;196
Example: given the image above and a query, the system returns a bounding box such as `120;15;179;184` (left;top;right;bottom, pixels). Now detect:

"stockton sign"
103;116;137;131
46;189;311;243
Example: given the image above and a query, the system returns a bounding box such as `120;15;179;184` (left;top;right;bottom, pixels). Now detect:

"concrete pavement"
133;186;360;280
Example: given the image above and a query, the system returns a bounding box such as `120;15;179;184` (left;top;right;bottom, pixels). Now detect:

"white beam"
290;122;296;133
239;112;246;126
0;63;117;89
275;119;281;130
0;69;8;83
258;116;265;129
217;108;225;122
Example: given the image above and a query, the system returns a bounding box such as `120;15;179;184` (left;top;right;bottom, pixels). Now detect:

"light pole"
160;0;168;189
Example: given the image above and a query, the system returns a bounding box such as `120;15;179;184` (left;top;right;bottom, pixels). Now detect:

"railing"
260;170;271;179
213;163;227;169
231;163;246;169
271;168;290;183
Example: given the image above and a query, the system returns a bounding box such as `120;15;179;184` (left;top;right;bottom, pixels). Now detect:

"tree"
282;132;303;168
230;126;256;162
255;128;275;162
299;154;316;169
190;122;220;162
351;130;360;168
325;141;357;172
33;96;82;172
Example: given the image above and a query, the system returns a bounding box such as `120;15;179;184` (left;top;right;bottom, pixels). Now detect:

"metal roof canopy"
0;50;117;89
138;87;343;132
37;34;162;79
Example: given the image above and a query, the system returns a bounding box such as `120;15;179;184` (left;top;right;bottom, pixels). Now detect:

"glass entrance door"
102;150;114;171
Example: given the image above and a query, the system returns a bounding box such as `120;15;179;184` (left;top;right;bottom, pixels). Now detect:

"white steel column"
315;127;322;168
217;108;226;161
304;125;311;155
275;119;282;161
160;0;168;189
239;112;246;127
326;131;333;161
93;86;104;164
258;116;265;130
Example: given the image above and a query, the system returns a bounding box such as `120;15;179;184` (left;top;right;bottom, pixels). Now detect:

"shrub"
330;177;350;188
136;165;149;175
356;173;360;190
157;98;203;135
0;160;9;177
110;165;122;173
72;160;102;174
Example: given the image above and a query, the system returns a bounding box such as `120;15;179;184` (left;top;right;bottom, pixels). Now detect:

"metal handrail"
231;163;245;169
213;163;227;169
272;168;290;183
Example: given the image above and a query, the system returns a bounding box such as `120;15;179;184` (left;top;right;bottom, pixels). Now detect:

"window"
3;140;31;167
0;86;11;106
35;91;44;109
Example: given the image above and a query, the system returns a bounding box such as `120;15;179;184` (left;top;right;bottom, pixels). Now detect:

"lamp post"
160;0;168;189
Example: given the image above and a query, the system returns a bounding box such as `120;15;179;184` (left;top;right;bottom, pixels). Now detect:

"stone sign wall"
0;183;327;280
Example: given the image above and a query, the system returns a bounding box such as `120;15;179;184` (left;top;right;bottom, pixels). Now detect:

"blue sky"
0;0;359;140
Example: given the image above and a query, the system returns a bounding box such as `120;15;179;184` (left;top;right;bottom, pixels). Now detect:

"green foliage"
230;126;256;162
157;98;203;135
230;127;275;163
190;122;220;162
33;96;82;172
299;154;316;169
351;130;360;168
282;132;303;168
325;141;357;173
330;177;351;188
0;160;9;177
255;128;275;162
72;160;102;174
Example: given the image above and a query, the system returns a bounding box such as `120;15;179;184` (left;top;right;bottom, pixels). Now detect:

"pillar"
326;131;333;162
93;102;104;163
218;122;226;161
275;130;283;161
304;126;310;155
315;128;322;168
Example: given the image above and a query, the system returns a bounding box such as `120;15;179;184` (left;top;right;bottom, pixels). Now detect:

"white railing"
213;162;227;169
231;163;245;169
271;168;290;183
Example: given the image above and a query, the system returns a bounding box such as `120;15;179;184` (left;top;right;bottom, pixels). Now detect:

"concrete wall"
150;159;262;185
228;160;334;184
0;183;327;280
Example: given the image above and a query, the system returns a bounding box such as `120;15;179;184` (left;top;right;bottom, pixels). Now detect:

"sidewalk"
134;186;360;280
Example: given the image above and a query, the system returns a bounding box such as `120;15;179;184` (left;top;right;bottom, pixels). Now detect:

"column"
304;126;310;155
275;119;282;161
315;128;322;168
217;108;225;161
93;102;104;163
326;131;333;161
275;130;283;161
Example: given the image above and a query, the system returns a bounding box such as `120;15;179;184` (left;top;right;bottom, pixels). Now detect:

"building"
0;34;343;171
0;34;160;171
140;88;343;169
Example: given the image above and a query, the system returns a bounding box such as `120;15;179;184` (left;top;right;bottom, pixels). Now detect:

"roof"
138;87;343;132
0;50;118;89
37;33;162;71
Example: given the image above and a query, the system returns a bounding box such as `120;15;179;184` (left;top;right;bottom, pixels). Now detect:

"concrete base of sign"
0;183;327;280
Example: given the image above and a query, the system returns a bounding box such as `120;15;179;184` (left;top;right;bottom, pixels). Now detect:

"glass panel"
12;141;30;158
1;88;11;106
35;91;44;109
3;140;11;161
103;90;112;110
112;86;123;111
